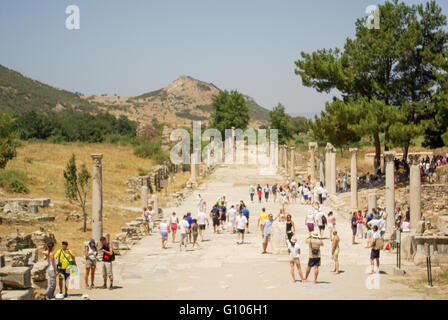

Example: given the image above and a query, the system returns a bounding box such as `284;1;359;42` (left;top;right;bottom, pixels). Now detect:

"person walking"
170;212;179;243
186;212;193;243
158;219;170;249
315;209;326;238
261;214;275;254
370;225;383;274
142;207;150;235
84;239;97;289
331;230;340;274
55;241;77;297
147;206;155;234
351;212;358;244
197;209;209;241
305;210;315;236
241;205;250;233
356;210;364;239
249;185;255;203
264;184;270;202
305;232;324;284
44;242;58;300
236;211;248;244
179;215;190;251
191;219;200;248
227;205;237;233
210;205;220;233
99;236;114;290
257;208;269;238
272;184;278;203
286;214;295;243
288;236;305;283
256;184;263;203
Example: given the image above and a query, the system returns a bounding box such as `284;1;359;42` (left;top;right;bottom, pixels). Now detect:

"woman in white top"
305;211;315;235
44;242;58;299
170;212;179;243
288;236;304;282
158;219;170;249
84;239;97;289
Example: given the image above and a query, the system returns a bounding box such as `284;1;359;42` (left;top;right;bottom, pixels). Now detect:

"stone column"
141;178;148;209
91;154;103;244
330;148;336;194
409;153;422;232
319;153;325;186
384;151;396;235
325;143;332;189
350;148;358;209
190;152;198;183
308;142;317;182
282;145;288;171
289;147;295;178
368;193;377;213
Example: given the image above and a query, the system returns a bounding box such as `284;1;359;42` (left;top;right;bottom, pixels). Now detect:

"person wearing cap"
55;241;77;297
305;232;324;283
84;239;97;289
99;236;114;289
288;236;304;283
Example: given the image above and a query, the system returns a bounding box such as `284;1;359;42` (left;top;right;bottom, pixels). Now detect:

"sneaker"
100;284;107;289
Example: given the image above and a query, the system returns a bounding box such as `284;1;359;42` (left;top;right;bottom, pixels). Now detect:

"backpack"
322;215;327;225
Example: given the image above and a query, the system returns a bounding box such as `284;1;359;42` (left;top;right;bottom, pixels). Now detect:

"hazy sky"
1;0;447;116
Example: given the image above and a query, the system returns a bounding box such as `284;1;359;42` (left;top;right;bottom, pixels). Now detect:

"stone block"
0;266;32;289
8;251;31;267
22;248;38;263
1;288;34;300
31;261;48;282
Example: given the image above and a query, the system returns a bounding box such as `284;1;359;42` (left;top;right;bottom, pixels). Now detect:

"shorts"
199;224;206;230
160;231;168;239
237;229;245;234
86;258;96;269
352;226;357;236
263;234;271;244
180;233;188;243
304;195;308;201
319;225;325;231
102;261;113;280
289;257;301;263
370;249;380;259
57;268;69;280
213;219;220;227
264;193;269;199
308;257;321;267
193;232;198;241
171;224;177;230
307;223;314;232
220;214;226;221
287;232;293;241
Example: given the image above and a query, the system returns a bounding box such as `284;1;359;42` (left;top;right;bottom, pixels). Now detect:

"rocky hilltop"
89;75;270;128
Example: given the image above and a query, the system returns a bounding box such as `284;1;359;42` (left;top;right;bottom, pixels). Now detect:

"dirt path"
68;163;424;300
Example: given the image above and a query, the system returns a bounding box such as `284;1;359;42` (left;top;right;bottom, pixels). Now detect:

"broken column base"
424;285;438;295
392;267;406;276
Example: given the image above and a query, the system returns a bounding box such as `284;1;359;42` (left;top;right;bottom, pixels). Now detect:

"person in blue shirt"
261;214;276;254
219;205;227;227
241;205;250;233
210;205;220;233
187;212;193;243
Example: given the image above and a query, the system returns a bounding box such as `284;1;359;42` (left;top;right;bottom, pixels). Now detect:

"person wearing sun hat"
288;236;304;283
305;232;324;283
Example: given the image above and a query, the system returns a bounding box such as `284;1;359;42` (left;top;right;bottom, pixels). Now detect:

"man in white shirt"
370;225;382;274
197;210;208;241
196;194;203;214
236;211;248;244
179;215;191;251
227;205;237;233
315;210;326;238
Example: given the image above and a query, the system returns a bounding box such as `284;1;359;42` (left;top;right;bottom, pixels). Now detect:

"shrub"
0;170;30;194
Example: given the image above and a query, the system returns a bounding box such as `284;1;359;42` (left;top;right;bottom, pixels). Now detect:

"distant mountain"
0;64;98;114
0;64;270;127
289;111;320;119
89;75;270;128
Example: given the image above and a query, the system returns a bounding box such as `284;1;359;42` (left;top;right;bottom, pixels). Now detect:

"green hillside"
0;64;97;115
